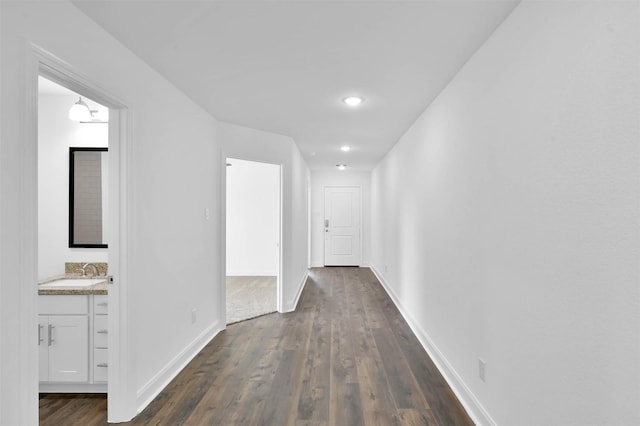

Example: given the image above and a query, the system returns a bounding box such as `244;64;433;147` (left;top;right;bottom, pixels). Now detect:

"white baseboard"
310;261;370;268
226;271;278;277
136;320;224;414
369;264;495;426
284;270;309;312
40;382;107;393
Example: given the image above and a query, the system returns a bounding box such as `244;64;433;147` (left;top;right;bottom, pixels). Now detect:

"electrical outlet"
191;308;197;324
478;358;487;382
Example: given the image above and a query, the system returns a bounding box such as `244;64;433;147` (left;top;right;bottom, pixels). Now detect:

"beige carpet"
226;276;277;324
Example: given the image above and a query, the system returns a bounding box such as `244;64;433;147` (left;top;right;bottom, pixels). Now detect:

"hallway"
40;267;472;425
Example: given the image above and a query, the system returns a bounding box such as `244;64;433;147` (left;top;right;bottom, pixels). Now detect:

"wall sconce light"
69;97;108;123
68;97;92;122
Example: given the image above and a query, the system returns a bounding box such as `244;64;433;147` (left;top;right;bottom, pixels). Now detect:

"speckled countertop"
38;275;108;295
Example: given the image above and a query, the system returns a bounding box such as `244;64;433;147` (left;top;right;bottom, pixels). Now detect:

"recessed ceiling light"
342;96;364;107
340;145;351;152
336;164;347;171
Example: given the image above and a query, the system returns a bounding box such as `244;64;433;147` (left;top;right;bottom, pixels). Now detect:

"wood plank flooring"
39;267;473;426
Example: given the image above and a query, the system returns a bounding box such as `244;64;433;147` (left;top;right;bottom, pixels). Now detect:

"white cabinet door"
38;317;49;382
324;186;362;266
47;315;89;382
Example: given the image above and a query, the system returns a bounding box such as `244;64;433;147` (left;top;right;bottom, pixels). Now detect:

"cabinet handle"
38;324;44;345
97;302;108;307
97;330;108;334
97;363;108;368
48;324;54;346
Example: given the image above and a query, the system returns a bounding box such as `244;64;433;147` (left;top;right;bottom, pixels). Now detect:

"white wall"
370;1;639;425
38;92;109;280
226;158;280;276
219;122;310;312
1;2;224;423
310;170;371;267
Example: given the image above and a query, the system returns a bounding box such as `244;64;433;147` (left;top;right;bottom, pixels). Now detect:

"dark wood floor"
40;267;473;426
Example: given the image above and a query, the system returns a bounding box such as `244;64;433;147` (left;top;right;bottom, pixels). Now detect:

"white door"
324;187;362;266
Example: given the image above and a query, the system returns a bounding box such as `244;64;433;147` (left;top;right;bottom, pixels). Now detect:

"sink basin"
40;278;106;288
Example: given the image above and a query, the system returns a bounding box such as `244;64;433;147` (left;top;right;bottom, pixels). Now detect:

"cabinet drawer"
94;348;108;383
94;315;108;348
93;295;108;315
39;295;88;315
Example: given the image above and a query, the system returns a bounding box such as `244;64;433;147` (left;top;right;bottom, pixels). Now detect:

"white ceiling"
72;1;519;170
39;76;75;96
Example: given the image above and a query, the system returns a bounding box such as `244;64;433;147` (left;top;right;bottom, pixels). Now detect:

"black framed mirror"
69;147;108;248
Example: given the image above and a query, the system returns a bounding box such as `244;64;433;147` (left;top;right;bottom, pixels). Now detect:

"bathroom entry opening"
37;76;110;393
225;158;282;324
35;65;131;421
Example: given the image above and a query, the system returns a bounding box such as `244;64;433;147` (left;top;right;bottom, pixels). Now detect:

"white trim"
107;106;136;423
369;264;496;426
226;271;280;277
136;321;224;414
39;383;107;393
277;164;284;313
15;41;41;426
219;154;228;325
310;261;324;268
284;270;309;312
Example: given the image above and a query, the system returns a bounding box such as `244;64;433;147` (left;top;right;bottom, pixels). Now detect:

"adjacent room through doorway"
37;75;111;415
225;158;281;324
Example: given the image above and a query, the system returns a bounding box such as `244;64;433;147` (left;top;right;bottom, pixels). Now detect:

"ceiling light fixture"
336;164;347;171
342;96;364;107
68;97;92;122
340;145;351;152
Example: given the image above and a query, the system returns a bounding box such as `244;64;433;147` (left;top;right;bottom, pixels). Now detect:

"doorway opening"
37;74;110;399
225;158;281;324
33;50;132;422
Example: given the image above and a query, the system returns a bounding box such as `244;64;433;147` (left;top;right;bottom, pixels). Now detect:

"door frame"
322;185;363;267
221;154;284;316
28;45;136;422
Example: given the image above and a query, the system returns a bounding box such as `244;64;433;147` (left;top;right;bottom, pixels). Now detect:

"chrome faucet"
81;263;99;277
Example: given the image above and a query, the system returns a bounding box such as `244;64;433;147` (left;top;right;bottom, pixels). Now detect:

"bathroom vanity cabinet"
38;296;89;383
38;293;108;393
